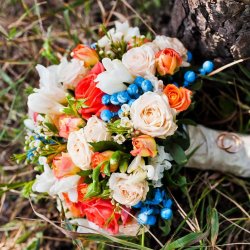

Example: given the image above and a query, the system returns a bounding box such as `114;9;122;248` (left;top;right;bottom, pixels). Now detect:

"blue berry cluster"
100;76;153;122
133;189;173;226
183;60;214;87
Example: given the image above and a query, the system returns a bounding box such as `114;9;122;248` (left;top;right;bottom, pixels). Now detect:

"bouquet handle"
185;125;250;177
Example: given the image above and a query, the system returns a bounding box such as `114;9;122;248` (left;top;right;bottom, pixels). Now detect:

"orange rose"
52;152;80;179
58;115;84;138
163;84;192;112
130;135;157;157
91;151;116;172
155;48;182;75
71;44;99;67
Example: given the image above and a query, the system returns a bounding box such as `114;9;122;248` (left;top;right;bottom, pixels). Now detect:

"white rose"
84;116;111;142
109;172;149;206
153;35;189;66
67;128;93;170
122;44;156;77
95;58;134;95
130;92;178;138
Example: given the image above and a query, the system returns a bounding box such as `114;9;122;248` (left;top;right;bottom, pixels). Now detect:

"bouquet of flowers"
19;21;215;237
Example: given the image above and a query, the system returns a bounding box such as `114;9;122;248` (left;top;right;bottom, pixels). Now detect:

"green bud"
119;158;129;173
103;161;110;176
110;151;121;172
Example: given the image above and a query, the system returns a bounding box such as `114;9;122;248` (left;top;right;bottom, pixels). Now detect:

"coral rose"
131;135;157;157
91;151;116;172
163;84;192;112
155;48;182;75
71;44;99;67
52;153;80;179
58;115;84;138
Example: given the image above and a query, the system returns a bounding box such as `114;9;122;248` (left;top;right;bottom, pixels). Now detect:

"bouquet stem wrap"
186;125;250;177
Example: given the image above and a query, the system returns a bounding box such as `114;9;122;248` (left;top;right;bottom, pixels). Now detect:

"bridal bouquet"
20;21;214;236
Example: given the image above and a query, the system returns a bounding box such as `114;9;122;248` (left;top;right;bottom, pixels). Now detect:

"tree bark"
161;0;250;64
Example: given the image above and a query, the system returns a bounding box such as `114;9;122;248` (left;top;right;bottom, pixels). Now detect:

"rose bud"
155;48;182;76
71;44;99;67
131;135;157;157
163;84;192;112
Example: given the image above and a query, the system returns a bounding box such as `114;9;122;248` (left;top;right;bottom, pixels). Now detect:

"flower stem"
141;227;145;247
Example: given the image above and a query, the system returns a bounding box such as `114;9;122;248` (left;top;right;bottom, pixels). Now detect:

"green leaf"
168;143;188;165
84;182;101;199
164;232;204;250
21;180;35;198
210;208;219;247
89;141;126;152
177;119;197;126
77;169;92;177
44;122;58;133
103;162;110;176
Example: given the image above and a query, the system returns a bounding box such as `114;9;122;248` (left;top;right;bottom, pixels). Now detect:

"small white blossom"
113;134;126;144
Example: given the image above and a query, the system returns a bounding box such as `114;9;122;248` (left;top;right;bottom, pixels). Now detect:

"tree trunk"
161;0;250;64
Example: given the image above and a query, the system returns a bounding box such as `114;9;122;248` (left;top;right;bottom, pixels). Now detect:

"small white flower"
120;117;133;128
113;134;126;144
121;104;130;113
95;58;134;95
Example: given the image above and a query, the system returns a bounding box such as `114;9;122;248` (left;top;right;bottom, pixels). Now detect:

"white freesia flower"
24;118;35;131
67;128;93;170
149;146;172;187
95;58;134;94
109;172;149;206
127;155;155;180
153;35;189;66
28;58;85;115
71;219;107;234
28;92;64;115
130;92;178;138
97;21;140;49
122;44;156;76
32;158;81;202
83;115;111;142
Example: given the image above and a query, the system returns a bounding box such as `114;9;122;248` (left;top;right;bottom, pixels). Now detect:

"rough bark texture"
161;0;250;64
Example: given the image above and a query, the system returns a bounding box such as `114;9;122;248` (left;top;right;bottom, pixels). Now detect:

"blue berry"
138;213;148;225
140;207;154;215
134;76;144;87
100;109;113;122
90;43;97;49
161;208;173;220
184;71;196;83
202;61;214;73
199;68;206;75
102;94;110;105
127;84;139;96
128;99;136;106
187;51;192;62
118;109;124;118
163;199;173;209
146;215;156;226
183;81;190;87
110;93;119;105
117;91;130;104
141;80;153;92
133;201;143;209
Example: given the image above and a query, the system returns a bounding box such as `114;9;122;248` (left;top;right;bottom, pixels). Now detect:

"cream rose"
153;35;189;66
67;128;93;170
122;44;156;77
109;172;149;206
83;116;111;143
130;92;177;138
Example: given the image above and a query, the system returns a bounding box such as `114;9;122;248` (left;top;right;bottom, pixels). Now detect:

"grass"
0;0;250;249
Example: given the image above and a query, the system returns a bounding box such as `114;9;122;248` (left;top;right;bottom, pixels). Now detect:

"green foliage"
89;140;127;152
